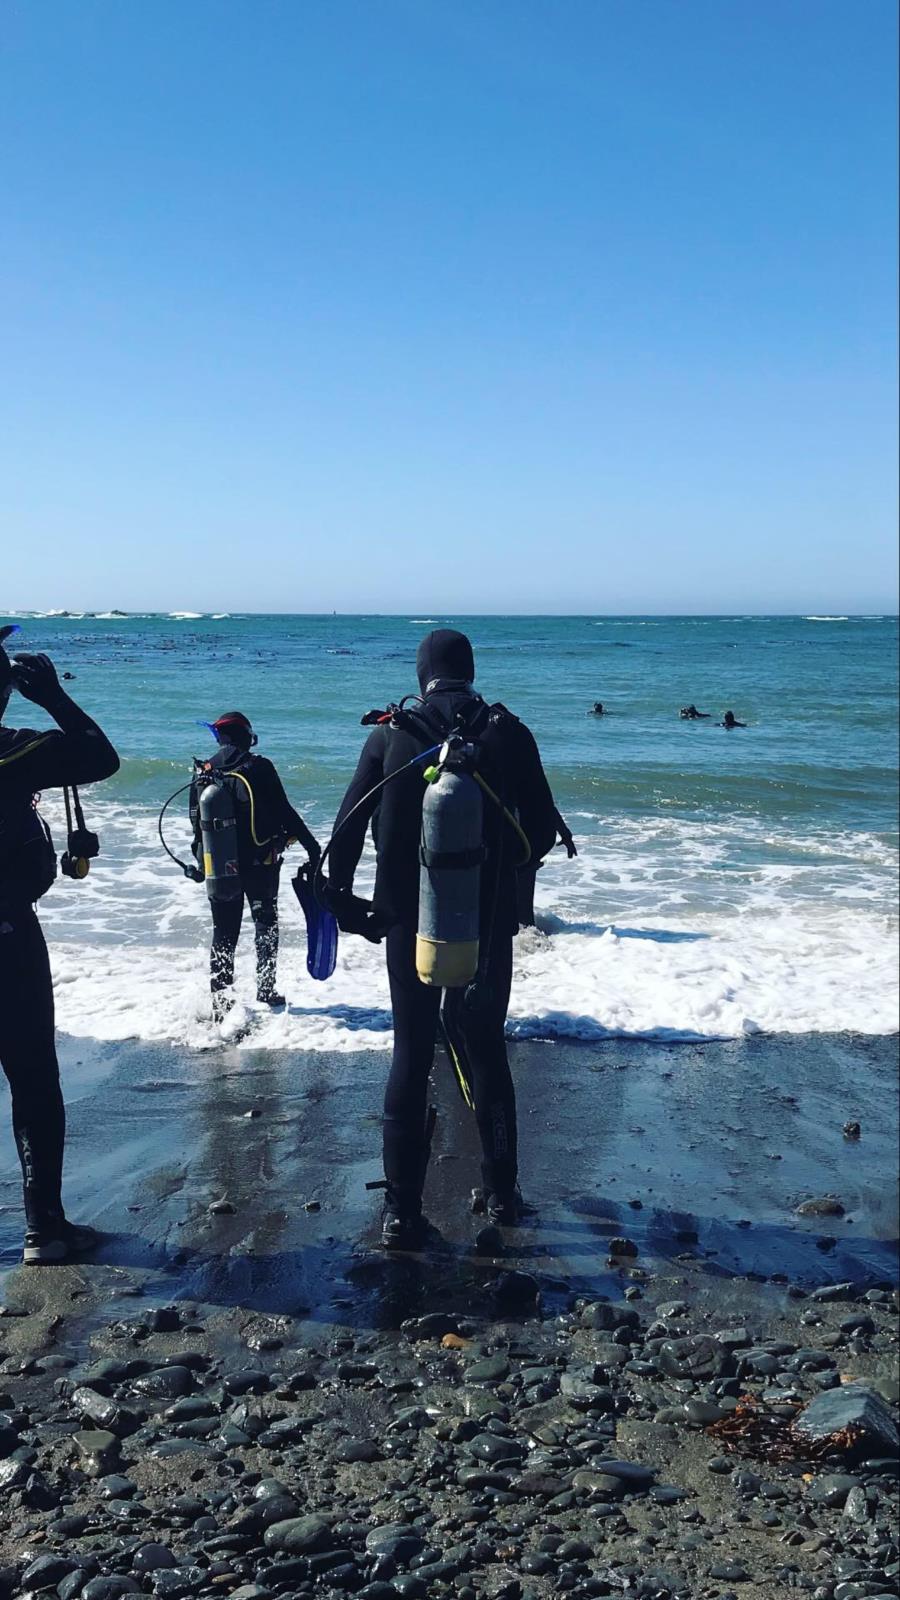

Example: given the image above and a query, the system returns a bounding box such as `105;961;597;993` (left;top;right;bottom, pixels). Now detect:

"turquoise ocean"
2;610;897;1051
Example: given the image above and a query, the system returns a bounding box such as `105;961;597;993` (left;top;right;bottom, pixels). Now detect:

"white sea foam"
169;611;204;620
34;796;899;1053
804;616;849;622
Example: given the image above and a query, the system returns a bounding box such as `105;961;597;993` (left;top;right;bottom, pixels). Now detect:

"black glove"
12;652;65;708
325;884;391;944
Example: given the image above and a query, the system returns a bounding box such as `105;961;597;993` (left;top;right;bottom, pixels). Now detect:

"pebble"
796;1195;846;1217
806;1473;863;1508
365;1525;426;1562
132;1544;177;1572
74;1428;119;1458
21;1555;78;1590
466;1354;510;1384
132;1366;194;1400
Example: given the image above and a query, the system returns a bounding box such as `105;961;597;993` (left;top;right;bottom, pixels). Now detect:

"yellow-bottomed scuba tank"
416;740;485;987
197;771;242;902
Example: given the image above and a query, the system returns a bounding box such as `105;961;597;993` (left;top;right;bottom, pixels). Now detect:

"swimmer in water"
679;704;710;720
720;710;747;729
589;702;605;716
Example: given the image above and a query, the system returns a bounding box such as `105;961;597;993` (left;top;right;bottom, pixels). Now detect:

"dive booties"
292;863;339;980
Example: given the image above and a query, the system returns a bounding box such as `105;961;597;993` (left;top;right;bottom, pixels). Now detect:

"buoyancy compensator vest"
401;694;530;989
193;749;287;901
0;796;57;905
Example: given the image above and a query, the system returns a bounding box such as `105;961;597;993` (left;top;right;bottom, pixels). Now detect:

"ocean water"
3;611;898;1050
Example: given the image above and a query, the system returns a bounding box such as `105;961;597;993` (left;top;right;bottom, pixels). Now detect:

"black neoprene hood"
416;629;476;695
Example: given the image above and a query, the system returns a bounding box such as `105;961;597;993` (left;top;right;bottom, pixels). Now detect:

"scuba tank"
416;737;485;988
196;770;242;902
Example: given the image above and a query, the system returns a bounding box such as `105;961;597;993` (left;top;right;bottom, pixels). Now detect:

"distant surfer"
720;710;747;729
589;701;605;716
679;704;710;720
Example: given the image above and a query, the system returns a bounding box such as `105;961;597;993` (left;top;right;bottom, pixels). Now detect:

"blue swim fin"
292;865;338;981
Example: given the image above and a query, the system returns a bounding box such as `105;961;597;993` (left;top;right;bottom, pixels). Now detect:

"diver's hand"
12;652;65;708
328;885;388;944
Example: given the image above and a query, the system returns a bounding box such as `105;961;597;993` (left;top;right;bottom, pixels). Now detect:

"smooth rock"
263;1514;334;1554
81;1581;142;1600
132;1544;177;1573
806;1473;862;1507
21;1555;78;1591
658;1335;728;1381
132;1366;193;1400
365;1525;426;1563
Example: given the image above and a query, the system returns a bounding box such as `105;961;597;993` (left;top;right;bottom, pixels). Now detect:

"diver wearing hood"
329;629;557;1247
189;711;321;1018
0;627;119;1264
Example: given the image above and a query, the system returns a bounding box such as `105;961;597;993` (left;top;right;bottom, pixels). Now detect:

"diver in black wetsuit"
680;704;711;720
0;630;119;1264
720;710;747;729
190;712;321;1019
328;629;557;1248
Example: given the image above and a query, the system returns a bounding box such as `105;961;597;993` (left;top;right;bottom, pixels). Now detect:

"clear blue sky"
1;0;897;614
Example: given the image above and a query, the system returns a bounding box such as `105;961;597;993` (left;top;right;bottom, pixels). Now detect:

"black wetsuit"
189;746;320;998
0;702;119;1231
329;689;556;1208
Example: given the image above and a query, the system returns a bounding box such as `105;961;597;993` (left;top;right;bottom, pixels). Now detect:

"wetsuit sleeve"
0;696;119;790
327;729;386;890
265;764;321;861
513;722;557;863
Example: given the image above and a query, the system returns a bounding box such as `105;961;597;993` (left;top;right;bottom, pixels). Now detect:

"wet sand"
2;1032;898;1315
0;1034;898;1598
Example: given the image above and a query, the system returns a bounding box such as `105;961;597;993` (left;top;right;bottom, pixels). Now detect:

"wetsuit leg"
461;934;517;1197
0;904;66;1229
209;894;243;993
246;864;280;1000
384;924;442;1209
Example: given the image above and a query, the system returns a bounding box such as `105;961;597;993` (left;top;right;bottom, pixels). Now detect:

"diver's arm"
327;731;385;889
553;807;578;858
0;656;119;788
514;723;558;863
267;766;322;861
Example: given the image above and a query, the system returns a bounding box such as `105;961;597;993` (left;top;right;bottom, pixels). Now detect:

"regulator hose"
158;781;203;881
313;744;442;910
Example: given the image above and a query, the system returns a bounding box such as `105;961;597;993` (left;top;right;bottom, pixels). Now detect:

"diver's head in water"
416;629;475;697
209;710;256;750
